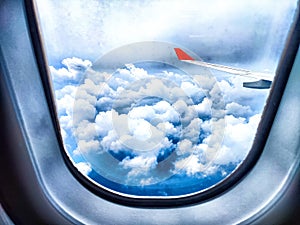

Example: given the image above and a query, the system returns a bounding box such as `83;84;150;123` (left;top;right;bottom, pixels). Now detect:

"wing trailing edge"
174;48;273;88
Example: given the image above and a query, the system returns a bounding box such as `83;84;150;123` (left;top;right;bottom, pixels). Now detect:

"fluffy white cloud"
62;57;92;73
73;99;96;124
55;85;76;99
75;89;97;105
75;162;92;175
156;121;179;136
194;98;212;116
226;102;253;117
95;111;113;137
111;110;173;153
75;120;98;141
78;78;102;97
177;139;193;156
182;118;202;144
172;100;198;127
74;139;101;155
181;81;205;99
50;57;91;83
121;64;148;80
100;130;121;152
56;93;74;116
121;155;157;172
173;154;206;176
120;155;158;183
58;115;73;130
128;105;156;121
214;114;261;164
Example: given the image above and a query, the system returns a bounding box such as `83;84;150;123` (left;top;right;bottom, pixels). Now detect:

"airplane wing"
174;48;273;89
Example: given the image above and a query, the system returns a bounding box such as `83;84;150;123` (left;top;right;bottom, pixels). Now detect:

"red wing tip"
174;48;194;61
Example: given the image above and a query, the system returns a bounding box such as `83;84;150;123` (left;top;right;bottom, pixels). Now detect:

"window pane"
35;0;298;197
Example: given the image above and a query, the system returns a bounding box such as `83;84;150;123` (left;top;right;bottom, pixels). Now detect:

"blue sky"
36;0;297;196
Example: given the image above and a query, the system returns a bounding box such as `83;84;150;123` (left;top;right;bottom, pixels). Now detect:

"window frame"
0;0;300;223
29;0;300;206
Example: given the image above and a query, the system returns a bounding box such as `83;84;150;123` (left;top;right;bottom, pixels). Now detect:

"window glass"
35;0;298;197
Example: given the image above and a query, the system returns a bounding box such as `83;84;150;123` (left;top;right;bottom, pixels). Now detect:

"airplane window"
34;0;298;201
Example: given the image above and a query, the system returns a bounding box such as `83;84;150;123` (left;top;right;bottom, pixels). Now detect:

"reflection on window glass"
36;0;297;197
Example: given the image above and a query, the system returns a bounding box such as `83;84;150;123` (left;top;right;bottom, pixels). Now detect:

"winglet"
174;48;194;60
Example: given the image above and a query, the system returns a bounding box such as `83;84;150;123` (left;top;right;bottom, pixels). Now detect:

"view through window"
35;0;298;197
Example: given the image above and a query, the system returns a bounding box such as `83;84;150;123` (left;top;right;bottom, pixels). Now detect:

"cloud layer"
52;57;269;187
